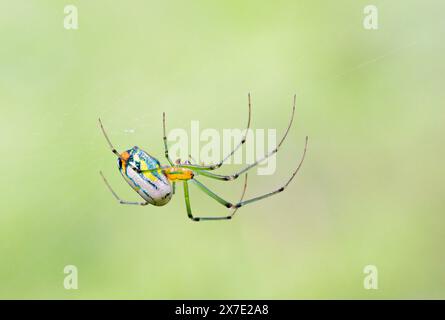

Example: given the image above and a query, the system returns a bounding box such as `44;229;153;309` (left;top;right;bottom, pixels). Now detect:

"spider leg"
162;112;174;165
100;171;149;205
226;136;307;209
227;173;248;217
200;135;307;182
172;93;252;171
188;154;197;164
179;95;297;174
183;174;248;221
98;118;143;174
187;141;306;215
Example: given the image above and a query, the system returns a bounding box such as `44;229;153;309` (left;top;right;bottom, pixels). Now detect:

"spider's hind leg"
98;118;143;174
100;171;149;206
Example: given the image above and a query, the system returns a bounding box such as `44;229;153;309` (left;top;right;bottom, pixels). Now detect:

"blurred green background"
1;0;444;299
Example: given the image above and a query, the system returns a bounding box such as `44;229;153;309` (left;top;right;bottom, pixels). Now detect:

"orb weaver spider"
99;94;308;221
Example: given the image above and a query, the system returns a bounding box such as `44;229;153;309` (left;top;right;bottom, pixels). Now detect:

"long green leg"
162;112;174;165
171;93;252;171
100;171;148;205
188;154;197;164
190;142;306;212
208;93;251;169
198;136;307;181
183;175;248;221
190;96;302;181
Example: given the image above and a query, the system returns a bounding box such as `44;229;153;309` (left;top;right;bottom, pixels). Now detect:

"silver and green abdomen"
119;146;172;206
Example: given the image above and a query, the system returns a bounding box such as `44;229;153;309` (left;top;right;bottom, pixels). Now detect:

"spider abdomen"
119;146;172;206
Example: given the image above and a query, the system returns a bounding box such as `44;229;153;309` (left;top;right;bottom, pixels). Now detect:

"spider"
99;94;308;221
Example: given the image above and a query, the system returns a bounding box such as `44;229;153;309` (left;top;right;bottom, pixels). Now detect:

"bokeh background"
1;0;444;299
